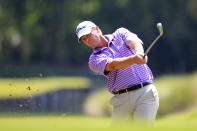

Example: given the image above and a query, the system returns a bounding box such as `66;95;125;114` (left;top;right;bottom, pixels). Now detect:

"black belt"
113;81;152;95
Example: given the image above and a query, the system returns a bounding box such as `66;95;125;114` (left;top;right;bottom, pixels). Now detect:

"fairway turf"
0;77;90;98
0;109;197;131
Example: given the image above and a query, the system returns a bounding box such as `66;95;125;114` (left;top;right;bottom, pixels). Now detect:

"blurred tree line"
0;0;197;75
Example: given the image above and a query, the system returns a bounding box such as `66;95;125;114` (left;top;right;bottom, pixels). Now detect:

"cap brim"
77;27;92;43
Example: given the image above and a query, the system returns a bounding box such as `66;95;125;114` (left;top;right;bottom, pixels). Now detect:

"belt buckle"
115;90;120;95
141;83;144;88
126;88;128;93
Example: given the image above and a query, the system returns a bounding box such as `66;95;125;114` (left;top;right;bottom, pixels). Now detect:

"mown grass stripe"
0;77;91;98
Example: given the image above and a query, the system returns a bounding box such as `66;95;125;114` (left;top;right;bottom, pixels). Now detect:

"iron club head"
157;23;163;36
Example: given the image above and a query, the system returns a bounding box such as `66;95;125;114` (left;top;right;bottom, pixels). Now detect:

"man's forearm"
105;56;135;71
105;54;147;72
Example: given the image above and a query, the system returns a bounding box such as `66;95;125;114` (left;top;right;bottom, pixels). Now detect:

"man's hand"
133;53;148;65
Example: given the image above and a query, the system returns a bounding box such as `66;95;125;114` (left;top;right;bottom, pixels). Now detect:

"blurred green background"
0;0;197;75
0;0;197;130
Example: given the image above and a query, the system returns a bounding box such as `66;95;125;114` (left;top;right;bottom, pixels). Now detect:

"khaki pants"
110;84;159;123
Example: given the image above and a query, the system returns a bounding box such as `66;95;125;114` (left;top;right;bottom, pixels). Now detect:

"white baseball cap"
76;21;96;42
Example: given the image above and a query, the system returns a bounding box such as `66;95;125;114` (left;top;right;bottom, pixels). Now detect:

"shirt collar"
93;34;113;54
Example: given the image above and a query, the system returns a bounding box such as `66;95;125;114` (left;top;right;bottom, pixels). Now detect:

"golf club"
144;23;163;58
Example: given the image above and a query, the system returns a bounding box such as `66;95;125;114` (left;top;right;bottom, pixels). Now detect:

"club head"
157;23;163;36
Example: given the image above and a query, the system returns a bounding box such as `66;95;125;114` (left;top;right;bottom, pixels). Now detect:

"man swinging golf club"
76;21;161;123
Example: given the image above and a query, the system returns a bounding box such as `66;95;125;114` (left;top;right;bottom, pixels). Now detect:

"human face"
81;27;101;48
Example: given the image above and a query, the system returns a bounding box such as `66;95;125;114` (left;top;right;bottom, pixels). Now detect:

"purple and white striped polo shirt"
88;28;154;93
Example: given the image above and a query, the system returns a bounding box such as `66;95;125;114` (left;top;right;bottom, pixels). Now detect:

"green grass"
0;77;91;99
0;108;197;131
155;72;197;115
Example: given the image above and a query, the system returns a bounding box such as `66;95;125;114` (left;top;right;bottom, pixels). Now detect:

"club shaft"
144;34;162;56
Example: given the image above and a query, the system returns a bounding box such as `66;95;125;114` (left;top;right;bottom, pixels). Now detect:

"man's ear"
95;26;101;33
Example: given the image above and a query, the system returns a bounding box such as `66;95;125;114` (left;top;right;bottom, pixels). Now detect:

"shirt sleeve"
117;27;143;46
88;54;112;75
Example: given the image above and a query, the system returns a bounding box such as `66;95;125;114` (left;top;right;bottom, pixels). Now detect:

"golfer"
76;21;159;123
